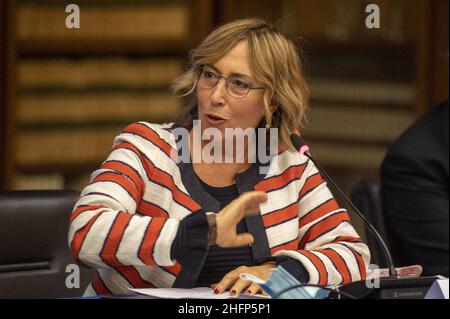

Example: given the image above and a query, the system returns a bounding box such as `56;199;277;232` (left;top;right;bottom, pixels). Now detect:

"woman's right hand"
215;191;268;248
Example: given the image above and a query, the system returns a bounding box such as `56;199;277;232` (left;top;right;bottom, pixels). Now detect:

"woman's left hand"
212;262;276;296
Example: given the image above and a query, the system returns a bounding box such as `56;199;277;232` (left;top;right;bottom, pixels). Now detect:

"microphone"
290;134;437;299
290;134;397;277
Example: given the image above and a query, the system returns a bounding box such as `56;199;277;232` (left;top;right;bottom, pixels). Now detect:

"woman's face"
196;41;266;139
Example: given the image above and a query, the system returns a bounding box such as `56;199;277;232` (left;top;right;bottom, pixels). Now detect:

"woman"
69;19;370;297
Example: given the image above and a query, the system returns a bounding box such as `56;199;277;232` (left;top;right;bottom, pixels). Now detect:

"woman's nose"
210;78;227;104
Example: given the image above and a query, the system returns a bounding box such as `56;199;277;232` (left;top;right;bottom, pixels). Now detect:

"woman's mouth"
204;113;228;125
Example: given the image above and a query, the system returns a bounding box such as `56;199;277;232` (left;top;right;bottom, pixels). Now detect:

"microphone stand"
292;136;438;299
304;153;397;277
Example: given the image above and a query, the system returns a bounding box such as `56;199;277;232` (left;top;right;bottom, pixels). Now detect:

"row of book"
18;58;183;89
14;173;66;190
17;126;124;168
308;140;388;171
18;2;189;41
18;93;181;125
18;0;418;44
295;0;416;43
310;79;414;105
224;0;417;44
14;171;92;191
14;171;96;191
304;102;414;143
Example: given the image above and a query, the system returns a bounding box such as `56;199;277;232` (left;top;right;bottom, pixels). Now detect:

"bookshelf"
1;0;214;190
0;0;448;192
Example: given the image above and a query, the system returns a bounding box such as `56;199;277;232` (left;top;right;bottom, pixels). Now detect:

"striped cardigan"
68;121;370;296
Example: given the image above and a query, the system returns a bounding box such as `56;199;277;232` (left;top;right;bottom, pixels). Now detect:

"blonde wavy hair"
172;18;310;151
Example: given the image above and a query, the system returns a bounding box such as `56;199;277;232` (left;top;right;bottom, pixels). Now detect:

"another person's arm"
380;103;449;277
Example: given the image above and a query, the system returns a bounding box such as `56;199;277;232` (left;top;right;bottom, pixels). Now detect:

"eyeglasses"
197;66;265;99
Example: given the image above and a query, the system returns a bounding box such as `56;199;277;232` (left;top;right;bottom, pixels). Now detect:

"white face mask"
240;266;330;299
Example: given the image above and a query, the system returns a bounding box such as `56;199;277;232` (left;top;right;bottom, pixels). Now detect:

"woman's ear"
268;105;281;119
269;101;280;113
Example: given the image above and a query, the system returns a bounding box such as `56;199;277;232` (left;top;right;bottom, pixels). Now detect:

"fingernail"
246;290;251;295
230;290;236;296
214;288;219;294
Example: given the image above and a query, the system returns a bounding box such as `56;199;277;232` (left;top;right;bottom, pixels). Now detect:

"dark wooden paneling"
0;1;16;190
415;0;449;115
430;0;449;105
218;0;283;25
191;0;215;45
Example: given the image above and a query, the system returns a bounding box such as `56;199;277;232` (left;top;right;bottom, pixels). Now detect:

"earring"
264;115;271;129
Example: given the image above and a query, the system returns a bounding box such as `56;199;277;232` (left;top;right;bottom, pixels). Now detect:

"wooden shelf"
17;162;102;176
18;39;193;57
0;1;16;190
305;38;415;58
305;136;392;148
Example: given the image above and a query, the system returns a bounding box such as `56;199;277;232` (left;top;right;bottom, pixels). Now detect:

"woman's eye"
203;70;216;79
232;79;250;89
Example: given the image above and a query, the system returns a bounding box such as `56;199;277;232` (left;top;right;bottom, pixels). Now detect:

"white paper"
425;279;449;299
129;287;269;299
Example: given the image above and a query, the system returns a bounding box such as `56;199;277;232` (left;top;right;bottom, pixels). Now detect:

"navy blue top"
195;180;256;287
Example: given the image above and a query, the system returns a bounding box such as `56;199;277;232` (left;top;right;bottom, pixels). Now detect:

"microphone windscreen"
290;134;310;155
